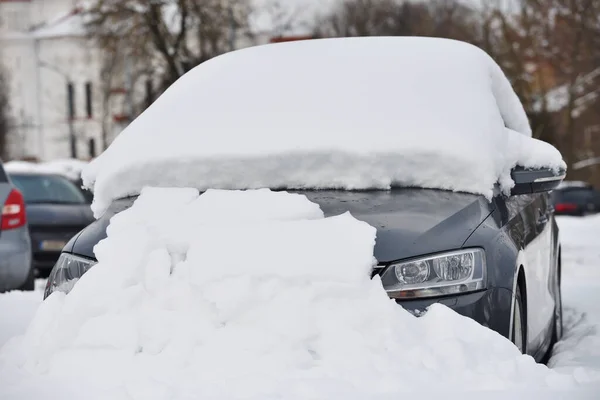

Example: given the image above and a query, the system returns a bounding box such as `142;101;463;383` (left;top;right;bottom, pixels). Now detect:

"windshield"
9;174;87;205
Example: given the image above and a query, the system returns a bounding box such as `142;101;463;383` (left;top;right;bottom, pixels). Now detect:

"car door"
521;193;554;353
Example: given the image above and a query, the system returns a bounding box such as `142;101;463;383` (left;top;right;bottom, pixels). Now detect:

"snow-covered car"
44;37;566;362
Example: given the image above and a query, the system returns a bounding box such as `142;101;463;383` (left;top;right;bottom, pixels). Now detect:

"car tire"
18;267;35;291
512;284;527;354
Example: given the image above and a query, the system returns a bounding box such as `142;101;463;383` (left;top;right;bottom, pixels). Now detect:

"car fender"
508;250;526;344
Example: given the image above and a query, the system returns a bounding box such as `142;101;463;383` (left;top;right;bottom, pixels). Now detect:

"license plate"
39;240;67;251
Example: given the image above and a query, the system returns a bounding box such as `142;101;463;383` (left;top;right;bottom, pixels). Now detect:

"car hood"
25;203;95;227
69;189;495;263
302;189;495;263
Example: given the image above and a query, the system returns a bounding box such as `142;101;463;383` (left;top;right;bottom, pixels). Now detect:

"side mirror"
511;166;566;195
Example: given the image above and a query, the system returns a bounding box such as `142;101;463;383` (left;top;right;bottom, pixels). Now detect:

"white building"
0;0;124;161
0;0;326;162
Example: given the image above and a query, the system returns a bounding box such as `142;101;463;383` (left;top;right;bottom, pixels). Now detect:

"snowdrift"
0;189;586;399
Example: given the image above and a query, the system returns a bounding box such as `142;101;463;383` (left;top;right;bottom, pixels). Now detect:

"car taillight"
554;203;578;213
1;189;27;230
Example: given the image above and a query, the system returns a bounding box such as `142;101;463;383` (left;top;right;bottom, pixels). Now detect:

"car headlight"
379;248;486;299
44;253;97;299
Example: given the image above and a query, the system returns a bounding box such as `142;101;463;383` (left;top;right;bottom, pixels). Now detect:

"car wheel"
18;267;35;291
512;285;526;354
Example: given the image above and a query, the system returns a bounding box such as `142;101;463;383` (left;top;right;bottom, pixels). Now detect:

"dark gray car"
0;160;33;292
8;172;94;277
44;167;564;363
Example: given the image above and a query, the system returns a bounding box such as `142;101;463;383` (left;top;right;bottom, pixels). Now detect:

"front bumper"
396;287;513;339
0;226;33;291
29;227;87;273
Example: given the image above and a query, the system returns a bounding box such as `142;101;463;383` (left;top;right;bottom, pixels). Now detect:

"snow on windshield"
83;37;565;218
0;189;589;398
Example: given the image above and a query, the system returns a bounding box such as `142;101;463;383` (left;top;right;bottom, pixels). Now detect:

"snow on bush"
83;37;565;218
0;189;584;399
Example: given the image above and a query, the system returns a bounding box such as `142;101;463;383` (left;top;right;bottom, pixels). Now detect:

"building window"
88;138;96;158
85;82;93;118
67;82;75;120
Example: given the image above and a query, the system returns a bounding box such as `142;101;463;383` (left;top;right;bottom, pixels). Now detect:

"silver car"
0;159;33;291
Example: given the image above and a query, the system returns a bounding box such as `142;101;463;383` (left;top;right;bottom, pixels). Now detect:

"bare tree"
315;0;432;37
475;0;560;145
548;0;600;167
317;0;485;41
0;67;12;160
86;0;252;92
84;0;254;149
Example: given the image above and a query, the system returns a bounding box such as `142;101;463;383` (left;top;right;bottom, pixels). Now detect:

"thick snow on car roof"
83;36;565;217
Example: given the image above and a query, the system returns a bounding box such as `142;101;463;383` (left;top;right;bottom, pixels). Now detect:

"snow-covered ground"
0;194;600;398
0;281;44;349
548;215;600;379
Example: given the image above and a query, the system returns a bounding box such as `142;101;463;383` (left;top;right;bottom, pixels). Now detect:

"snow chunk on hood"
0;189;586;399
83;37;565;217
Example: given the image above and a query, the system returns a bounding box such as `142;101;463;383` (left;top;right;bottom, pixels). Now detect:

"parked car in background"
0;160;34;291
551;181;600;216
42;159;93;203
3;160;92;204
8;172;94;277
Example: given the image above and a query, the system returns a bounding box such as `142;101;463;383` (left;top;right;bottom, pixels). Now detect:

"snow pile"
4;159;88;181
550;215;600;381
0;292;42;349
82;37;565;217
0;188;587;399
